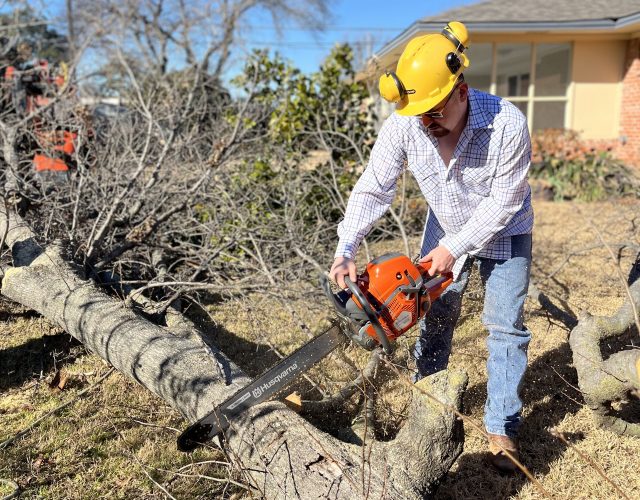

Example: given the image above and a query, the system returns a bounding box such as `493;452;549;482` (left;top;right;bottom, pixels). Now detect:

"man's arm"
331;115;407;286
439;118;531;259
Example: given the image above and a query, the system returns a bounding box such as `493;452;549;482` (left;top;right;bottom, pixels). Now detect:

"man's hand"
419;245;455;276
329;256;357;289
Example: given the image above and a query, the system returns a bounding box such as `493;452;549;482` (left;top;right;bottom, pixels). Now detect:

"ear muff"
445;52;462;74
379;71;406;103
441;23;467;75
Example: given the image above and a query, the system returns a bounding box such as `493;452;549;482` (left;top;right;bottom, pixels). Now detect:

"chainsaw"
177;252;453;452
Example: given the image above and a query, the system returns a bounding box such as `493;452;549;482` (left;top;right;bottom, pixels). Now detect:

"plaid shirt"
335;88;534;277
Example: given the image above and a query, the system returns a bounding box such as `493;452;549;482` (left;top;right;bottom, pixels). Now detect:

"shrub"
530;129;639;201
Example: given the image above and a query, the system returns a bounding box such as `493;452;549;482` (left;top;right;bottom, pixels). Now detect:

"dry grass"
0;312;245;498
1;198;639;499
434;198;640;500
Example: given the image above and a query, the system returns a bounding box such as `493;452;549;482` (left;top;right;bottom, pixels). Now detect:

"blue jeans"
413;234;532;438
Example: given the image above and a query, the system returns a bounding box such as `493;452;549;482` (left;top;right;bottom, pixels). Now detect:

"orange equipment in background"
3;56;76;178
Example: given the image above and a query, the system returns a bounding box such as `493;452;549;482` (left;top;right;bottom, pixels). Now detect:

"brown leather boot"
487;434;519;473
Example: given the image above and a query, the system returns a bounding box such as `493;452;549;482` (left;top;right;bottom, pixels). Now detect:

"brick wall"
618;38;640;167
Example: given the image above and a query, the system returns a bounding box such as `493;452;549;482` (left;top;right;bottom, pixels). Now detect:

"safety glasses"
421;83;461;121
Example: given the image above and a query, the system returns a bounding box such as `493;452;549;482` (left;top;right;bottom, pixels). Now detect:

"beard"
427;122;450;137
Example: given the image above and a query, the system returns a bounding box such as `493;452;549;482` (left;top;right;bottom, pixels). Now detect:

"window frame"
482;41;573;130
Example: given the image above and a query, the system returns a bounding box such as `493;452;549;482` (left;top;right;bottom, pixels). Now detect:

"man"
329;22;533;473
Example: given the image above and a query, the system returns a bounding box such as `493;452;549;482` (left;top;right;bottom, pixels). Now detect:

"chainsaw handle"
344;276;393;355
320;273;349;317
416;261;454;283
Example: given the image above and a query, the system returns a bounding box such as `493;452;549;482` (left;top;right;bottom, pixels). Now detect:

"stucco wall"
570;40;626;140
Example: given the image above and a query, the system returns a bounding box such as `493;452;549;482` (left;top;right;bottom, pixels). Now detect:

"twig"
387;205;411;257
528;280;578;330
550;429;631;500
153;467;251;491
302;350;380;412
292;246;325;274
544;242;639;279
104;413;181;500
139;465;178;500
175;460;232;472
573;350;628;384
545;362;583;394
556;390;584;407
218;420;265;497
0;368;115;450
126;417;181;433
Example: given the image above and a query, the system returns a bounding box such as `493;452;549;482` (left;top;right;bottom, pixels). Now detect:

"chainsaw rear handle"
344;276;393;354
415;260;454;295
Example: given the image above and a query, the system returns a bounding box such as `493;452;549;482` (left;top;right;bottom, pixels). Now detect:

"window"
535;44;570;96
496;44;531;97
466;42;572;130
464;43;492;92
533;102;566;130
532;44;571;130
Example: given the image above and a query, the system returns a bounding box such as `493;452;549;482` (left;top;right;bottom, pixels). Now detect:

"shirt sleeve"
440;119;531;259
334;115;407;259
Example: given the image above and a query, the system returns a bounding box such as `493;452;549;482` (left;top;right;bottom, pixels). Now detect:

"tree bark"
0;205;467;498
568;279;640;437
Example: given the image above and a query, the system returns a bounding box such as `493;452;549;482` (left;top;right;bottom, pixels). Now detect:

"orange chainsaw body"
348;253;453;345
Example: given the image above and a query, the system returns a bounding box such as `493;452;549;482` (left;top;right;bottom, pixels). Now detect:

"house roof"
420;0;640;24
371;0;640;65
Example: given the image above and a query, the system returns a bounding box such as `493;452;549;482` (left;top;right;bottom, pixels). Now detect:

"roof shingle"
420;0;640;23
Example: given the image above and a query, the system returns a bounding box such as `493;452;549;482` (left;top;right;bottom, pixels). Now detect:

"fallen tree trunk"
568;278;640;437
0;205;467;498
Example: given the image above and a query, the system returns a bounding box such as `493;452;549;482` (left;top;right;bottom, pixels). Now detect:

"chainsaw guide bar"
177;324;347;452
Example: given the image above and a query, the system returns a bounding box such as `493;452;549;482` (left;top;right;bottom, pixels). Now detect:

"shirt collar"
467;87;494;130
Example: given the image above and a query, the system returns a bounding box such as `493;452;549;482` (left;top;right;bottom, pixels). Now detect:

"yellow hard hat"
379;21;470;116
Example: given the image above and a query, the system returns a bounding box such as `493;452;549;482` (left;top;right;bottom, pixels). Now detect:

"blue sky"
242;0;480;74
42;0;480;76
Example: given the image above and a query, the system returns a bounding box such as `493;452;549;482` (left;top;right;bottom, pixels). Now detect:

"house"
364;0;640;165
